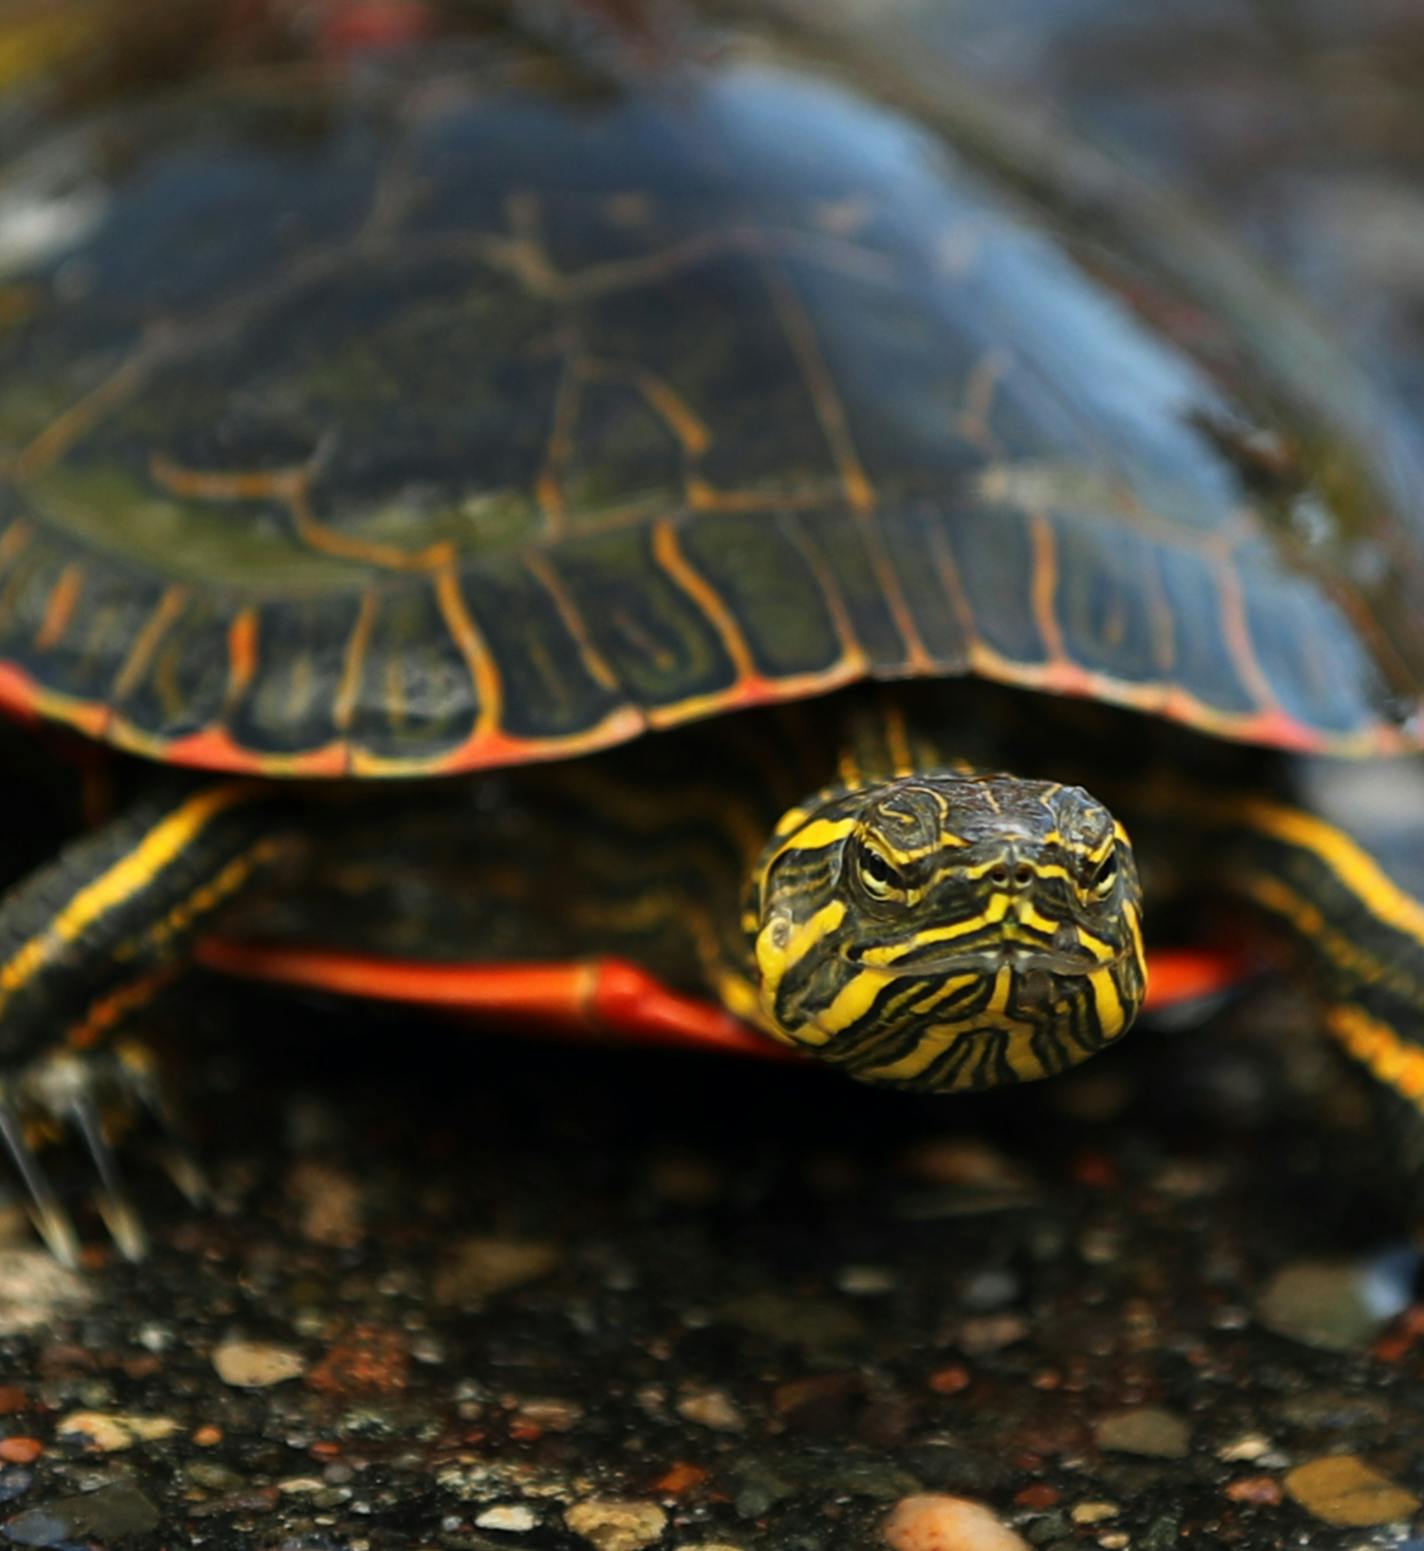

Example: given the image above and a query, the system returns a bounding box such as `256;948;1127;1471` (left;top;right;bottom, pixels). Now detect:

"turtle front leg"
0;780;292;1262
1220;795;1424;1129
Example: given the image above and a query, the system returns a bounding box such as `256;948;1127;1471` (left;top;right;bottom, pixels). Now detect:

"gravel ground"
1;977;1422;1550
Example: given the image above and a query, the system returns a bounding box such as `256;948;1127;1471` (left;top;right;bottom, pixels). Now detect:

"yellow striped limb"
1219;796;1424;1117
0;780;293;1264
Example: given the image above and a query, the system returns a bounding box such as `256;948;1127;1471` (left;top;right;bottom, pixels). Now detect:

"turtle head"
748;772;1146;1090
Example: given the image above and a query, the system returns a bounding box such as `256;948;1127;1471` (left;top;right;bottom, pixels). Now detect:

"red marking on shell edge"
0;651;1410;775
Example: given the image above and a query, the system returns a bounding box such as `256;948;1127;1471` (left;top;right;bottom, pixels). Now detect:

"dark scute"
1049;509;1163;683
935;502;1046;667
1153;545;1257;717
546;526;737;709
677;511;846;679
349;579;481;760
1243;568;1391;736
227;594;362;756
454;557;624;741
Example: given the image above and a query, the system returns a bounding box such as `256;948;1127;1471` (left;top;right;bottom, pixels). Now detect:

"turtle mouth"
847;943;1118;979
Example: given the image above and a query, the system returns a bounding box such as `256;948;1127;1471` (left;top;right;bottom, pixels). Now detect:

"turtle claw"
0;1097;82;1267
95;1189;148;1263
0;1044;176;1263
154;1141;209;1209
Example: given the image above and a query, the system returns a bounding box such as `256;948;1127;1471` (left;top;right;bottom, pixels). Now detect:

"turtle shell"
0;9;1421;775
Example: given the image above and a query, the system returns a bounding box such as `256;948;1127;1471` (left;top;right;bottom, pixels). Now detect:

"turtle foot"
0;1042;201;1265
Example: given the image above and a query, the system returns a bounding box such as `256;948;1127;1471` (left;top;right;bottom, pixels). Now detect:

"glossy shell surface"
1;12;1421;774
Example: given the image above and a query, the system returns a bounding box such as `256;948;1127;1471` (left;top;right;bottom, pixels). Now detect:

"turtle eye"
1083;847;1118;899
855;842;906;902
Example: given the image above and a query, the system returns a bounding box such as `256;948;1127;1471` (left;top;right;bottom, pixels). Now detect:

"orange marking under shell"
196;940;1249;1056
196;940;786;1059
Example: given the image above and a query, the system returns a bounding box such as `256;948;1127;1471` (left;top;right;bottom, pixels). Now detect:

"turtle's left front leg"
0;780;294;1262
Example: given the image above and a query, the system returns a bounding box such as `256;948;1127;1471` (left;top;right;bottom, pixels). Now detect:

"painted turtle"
1;4;1423;1263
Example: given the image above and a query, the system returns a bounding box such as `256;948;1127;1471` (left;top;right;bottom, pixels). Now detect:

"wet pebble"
1069;1502;1118;1526
564;1499;668;1551
957;1314;1028;1355
1283;1454;1421;1527
3;1479;159;1545
211;1339;306;1388
1256;1260;1386;1350
56;1411;181;1451
1092;1407;1190;1459
676;1389;744;1432
882;1493;1031;1551
836;1265;898;1296
1217;1434;1272;1463
0;1253;89;1336
287;1159;363;1247
1224;1475;1283;1505
716;1292;864;1347
433;1237;560;1304
475;1503;538;1532
959;1270;1019;1311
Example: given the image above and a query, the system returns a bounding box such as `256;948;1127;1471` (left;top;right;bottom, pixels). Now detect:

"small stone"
512;1397;583;1434
1096;1535;1129;1550
1217;1434;1271;1463
1224;1476;1283;1506
898;1140;1030;1190
957;1314;1028;1355
1256;1261;1383;1350
729;1461;796;1518
564;1499;667;1551
676;1389;744;1432
717;1291;864;1347
836;1265;898;1295
276;1475;325;1494
1283;1454;1420;1527
55;1411;181;1451
882;1494;1032;1551
211;1339;305;1388
673;1545;745;1551
0;1252;90;1336
959;1269;1019;1311
928;1366;971;1395
476;1504;538;1532
433;1237;560;1304
3;1479;159;1544
287;1159;363;1247
0;1440;40;1465
1070;1503;1119;1526
308;1324;409;1396
1093;1407;1190;1459
648;1152;721;1205
651;1463;707;1495
185;1462;245;1492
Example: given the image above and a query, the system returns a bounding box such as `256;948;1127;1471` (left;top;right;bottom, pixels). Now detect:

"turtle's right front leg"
0;780;293;1263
